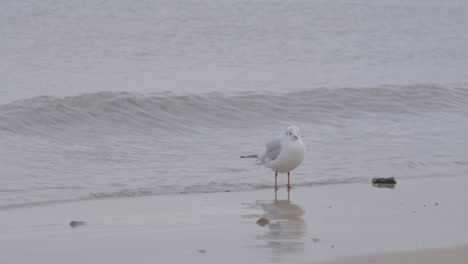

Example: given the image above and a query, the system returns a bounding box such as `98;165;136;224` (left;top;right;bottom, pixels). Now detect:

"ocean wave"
1;85;467;138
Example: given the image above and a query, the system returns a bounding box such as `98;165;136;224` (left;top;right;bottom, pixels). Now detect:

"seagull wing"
259;136;283;163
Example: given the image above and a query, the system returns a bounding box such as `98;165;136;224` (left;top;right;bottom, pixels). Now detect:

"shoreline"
1;176;467;263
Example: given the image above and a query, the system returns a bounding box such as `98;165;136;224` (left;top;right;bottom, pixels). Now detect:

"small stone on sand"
70;221;86;228
256;217;270;227
372;177;397;184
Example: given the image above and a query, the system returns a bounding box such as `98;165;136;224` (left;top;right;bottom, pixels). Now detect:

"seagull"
241;126;305;190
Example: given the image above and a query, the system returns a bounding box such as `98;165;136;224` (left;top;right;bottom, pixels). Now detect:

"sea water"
1;0;468;206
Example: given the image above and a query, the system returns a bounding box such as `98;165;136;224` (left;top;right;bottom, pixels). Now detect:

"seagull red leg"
275;171;278;190
287;172;292;189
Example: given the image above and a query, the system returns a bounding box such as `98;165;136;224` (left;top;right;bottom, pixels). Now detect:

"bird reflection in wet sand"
252;189;307;259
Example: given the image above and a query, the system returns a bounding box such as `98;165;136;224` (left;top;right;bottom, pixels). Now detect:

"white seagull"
241;126;305;190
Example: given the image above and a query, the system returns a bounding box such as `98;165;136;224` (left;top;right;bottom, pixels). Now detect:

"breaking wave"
1;85;467;139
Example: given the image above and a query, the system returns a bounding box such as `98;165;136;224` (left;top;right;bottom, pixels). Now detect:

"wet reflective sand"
1;177;468;264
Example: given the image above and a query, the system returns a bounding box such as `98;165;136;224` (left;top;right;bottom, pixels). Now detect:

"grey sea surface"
1;0;468;206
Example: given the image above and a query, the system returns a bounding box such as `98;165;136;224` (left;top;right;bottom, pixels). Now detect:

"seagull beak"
293;135;299;141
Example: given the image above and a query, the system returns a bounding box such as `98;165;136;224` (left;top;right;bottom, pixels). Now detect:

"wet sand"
327;246;468;264
1;176;467;264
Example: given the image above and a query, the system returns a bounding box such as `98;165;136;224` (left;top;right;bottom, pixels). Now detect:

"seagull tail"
240;154;259;159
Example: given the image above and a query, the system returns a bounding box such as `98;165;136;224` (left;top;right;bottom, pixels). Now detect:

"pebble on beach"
70;221;86;228
256;217;270;227
372;177;397;189
372;177;397;184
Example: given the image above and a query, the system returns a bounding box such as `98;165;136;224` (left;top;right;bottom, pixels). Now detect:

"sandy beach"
328;246;468;264
1;176;467;264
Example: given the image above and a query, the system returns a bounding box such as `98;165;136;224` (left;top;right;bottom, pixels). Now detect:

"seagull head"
285;126;301;141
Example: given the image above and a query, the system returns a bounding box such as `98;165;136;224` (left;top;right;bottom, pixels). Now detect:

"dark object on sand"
70;221;86;228
256;217;270;227
372;177;397;184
